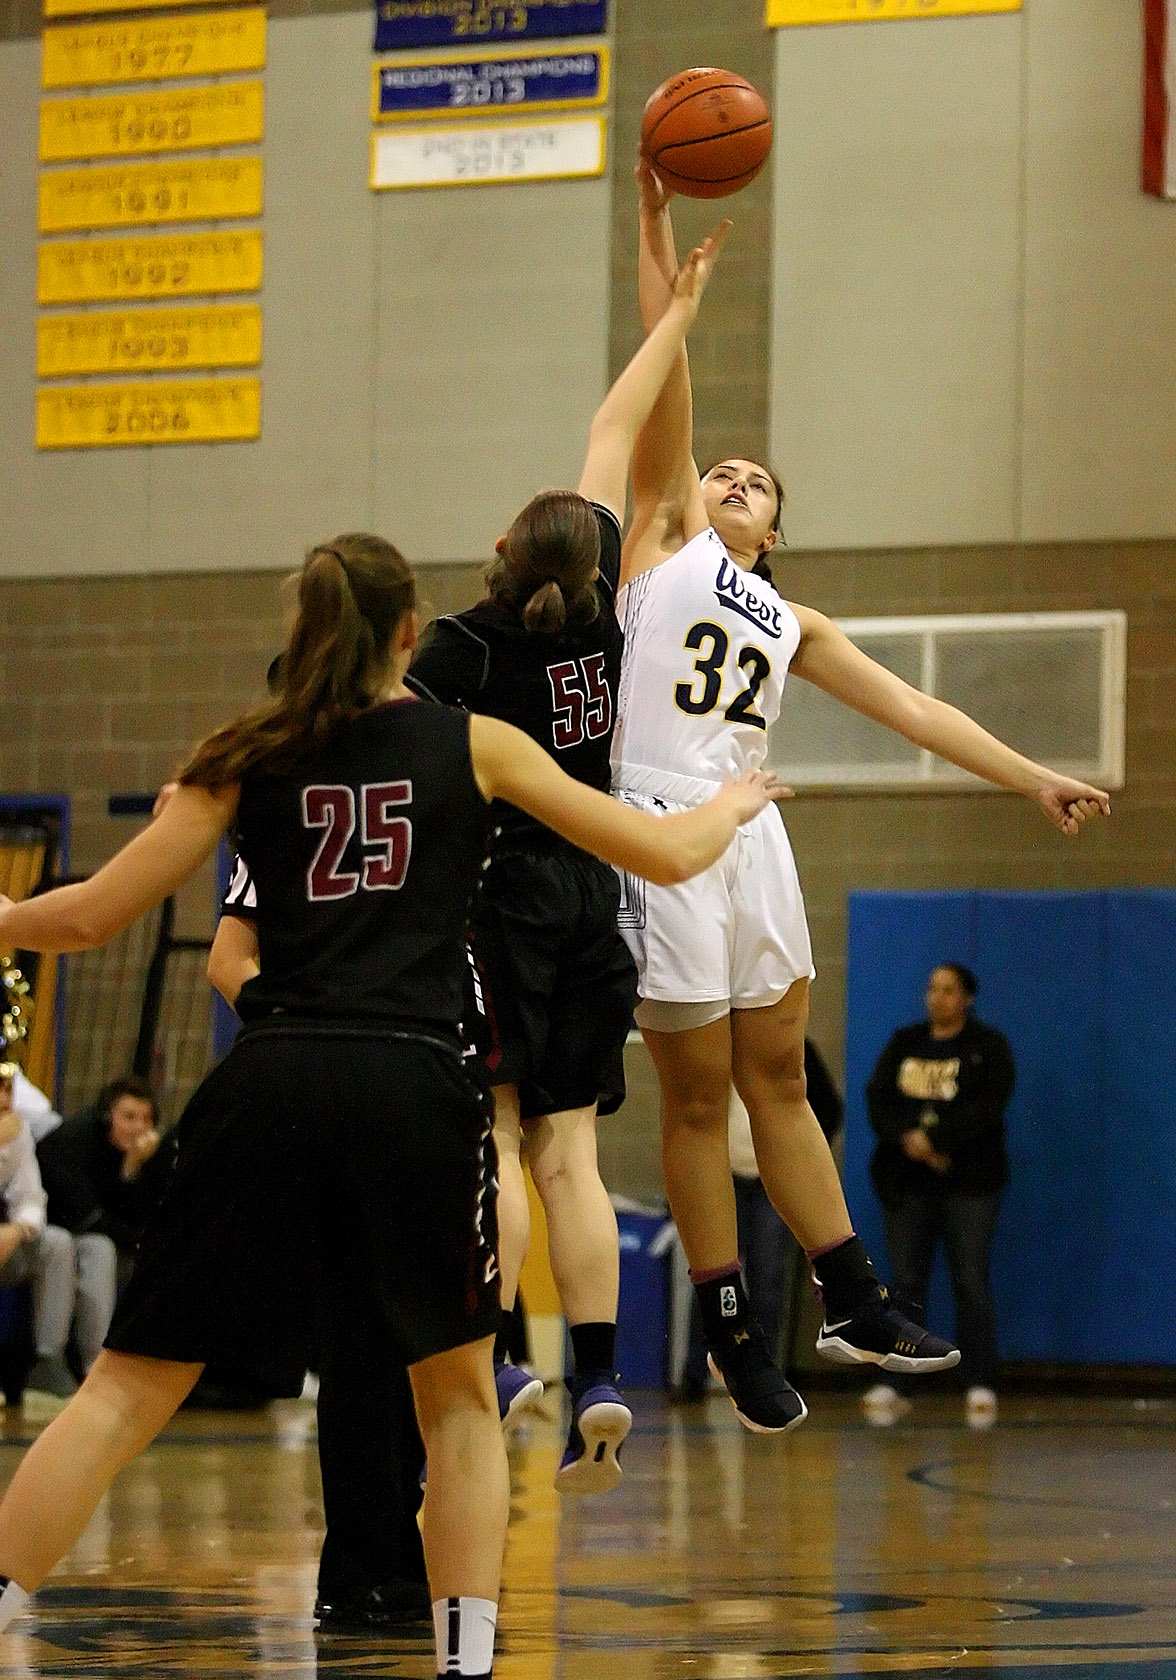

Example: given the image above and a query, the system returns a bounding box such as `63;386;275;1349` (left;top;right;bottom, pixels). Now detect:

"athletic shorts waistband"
612;762;723;808
235;1015;464;1058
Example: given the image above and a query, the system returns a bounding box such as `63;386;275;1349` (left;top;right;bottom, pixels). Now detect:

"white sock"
432;1595;497;1675
0;1577;30;1633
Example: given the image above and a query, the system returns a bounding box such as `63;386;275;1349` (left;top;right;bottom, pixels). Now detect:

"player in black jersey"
408;343;650;1492
209;856;431;1630
0;225;784;1680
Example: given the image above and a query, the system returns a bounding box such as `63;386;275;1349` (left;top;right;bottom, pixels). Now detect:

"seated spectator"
0;1061;78;1401
36;1075;175;1376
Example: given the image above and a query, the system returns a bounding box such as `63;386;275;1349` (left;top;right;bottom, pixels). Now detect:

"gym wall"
1;0;1173;1116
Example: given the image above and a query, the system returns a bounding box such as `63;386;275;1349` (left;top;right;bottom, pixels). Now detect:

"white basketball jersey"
613;528;801;785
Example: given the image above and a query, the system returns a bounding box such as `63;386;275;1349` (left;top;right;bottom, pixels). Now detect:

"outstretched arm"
577;220;728;525
469;713;786;884
0;785;237;952
790;605;1111;833
624;161;710;582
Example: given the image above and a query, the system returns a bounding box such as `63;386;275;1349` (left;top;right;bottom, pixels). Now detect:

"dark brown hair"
99;1074;157;1123
935;962;978;1002
179;534;416;789
486;490;601;634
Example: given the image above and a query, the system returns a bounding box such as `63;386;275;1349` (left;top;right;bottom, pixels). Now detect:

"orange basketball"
641;67;773;200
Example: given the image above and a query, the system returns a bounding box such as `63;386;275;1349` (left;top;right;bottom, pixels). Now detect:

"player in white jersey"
618;163;1111;1434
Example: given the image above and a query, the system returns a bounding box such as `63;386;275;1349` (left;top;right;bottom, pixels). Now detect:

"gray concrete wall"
770;2;1176;549
1;8;612;575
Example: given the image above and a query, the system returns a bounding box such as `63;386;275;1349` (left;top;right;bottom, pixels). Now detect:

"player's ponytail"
487;490;601;634
178;534;416;789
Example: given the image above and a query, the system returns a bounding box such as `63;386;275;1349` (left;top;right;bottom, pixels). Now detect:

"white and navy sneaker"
817;1289;960;1373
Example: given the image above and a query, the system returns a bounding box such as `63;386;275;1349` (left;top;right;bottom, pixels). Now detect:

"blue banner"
374;48;605;119
374;0;608;52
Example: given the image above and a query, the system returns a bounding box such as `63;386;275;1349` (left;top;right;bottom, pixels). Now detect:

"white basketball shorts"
613;765;815;1013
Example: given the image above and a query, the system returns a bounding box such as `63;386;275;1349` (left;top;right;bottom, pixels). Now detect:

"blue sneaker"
495;1361;544;1425
555;1382;632;1495
423;1361;544;1487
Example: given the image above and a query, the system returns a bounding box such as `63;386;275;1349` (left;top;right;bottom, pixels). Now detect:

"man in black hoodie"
865;964;1014;1426
35;1075;174;1374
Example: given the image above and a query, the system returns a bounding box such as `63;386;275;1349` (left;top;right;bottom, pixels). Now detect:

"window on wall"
774;611;1126;790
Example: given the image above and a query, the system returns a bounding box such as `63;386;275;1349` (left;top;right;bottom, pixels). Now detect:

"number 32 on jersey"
303;781;412;901
674;621;771;730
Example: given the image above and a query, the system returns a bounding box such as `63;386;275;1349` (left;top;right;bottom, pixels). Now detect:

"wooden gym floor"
0;1388;1173;1678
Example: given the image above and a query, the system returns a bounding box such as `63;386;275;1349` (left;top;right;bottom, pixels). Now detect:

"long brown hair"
179;534;416;789
485;490;601;634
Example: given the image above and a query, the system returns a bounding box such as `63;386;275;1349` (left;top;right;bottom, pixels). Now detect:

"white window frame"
775;609;1126;791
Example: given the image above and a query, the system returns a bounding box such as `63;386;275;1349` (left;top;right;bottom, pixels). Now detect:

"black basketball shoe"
816;1287;960;1373
314;1579;431;1630
707;1321;808;1433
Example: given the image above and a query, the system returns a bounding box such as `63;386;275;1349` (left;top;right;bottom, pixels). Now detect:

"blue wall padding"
845;889;1176;1366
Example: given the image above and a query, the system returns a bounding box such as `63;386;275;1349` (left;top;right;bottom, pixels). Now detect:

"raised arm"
577;219;728;526
623;160;710;583
790;605;1111;833
0;785;237;953
469;713;783;884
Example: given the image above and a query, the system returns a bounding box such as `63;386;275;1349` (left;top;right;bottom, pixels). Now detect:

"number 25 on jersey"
303;781;412;901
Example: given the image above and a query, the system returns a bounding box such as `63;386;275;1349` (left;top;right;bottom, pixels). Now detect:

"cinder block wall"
2;0;1173;1166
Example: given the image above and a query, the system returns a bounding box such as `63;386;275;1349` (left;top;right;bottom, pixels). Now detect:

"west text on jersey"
712;558;784;639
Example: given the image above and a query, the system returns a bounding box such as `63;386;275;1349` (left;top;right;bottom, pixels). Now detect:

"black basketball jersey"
406;502;622;845
232;700;491;1029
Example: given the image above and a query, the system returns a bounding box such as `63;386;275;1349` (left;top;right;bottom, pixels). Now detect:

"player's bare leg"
526;1104;630;1492
643;1015;738;1271
731;981;852;1251
411;1335;506;1676
733;981;959;1378
644;1016;803;1432
488;1087;543;1424
524;1105;617;1325
0;1351;202;1614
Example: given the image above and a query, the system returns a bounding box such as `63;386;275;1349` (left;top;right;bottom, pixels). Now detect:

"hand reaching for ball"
636;154;674;220
672;221;733;314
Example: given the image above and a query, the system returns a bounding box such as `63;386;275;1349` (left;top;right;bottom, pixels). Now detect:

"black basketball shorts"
465;843;639;1122
107;1023;500;1394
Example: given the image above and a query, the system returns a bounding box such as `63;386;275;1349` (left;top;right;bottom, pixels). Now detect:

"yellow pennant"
37;377;262;448
765;0;1020;22
38;156;263;232
40;82;264;161
37;305;262;377
38;231;263;304
41;10;266;90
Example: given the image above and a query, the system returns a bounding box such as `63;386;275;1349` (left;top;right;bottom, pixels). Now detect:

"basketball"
641;67;773;199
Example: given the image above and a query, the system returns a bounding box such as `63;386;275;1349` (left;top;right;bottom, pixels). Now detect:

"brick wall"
2;538;1171;1122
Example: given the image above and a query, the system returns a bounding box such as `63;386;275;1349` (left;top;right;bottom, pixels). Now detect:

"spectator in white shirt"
12;1070;62;1145
0;1064;76;1402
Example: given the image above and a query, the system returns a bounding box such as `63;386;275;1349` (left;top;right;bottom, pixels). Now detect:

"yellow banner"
38;305;262;377
38;230;263;304
41;10;266;90
46;0;229;21
38;156;263;232
37;378;261;448
766;0;1019;20
41;82;264;161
